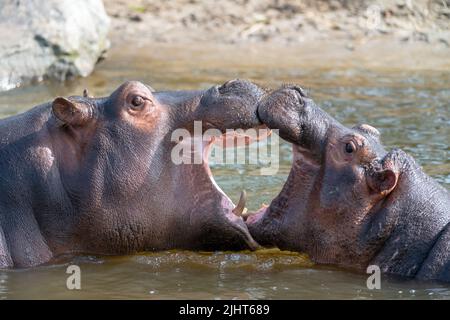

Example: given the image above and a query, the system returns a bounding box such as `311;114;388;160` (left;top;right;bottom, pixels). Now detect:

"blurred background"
1;0;449;92
0;0;449;299
105;0;450;45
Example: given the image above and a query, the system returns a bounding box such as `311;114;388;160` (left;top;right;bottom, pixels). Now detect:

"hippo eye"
345;142;356;154
131;96;145;109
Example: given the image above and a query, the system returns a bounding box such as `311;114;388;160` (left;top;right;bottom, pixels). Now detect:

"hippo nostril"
218;79;239;94
290;86;308;97
217;85;226;94
283;86;308;105
218;84;228;94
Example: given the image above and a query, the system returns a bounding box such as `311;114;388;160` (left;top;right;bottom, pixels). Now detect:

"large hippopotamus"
0;80;263;268
247;85;450;282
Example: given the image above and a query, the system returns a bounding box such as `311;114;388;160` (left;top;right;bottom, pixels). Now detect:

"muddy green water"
0;43;449;299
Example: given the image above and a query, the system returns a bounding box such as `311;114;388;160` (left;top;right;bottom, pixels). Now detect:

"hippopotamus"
247;85;450;282
0;79;264;268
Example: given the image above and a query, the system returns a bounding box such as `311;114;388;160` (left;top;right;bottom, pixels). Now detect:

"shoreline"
104;0;450;50
104;39;450;73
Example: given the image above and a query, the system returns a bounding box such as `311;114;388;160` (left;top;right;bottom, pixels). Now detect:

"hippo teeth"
232;190;248;217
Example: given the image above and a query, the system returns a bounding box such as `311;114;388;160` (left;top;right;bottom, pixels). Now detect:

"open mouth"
200;128;272;250
242;143;309;247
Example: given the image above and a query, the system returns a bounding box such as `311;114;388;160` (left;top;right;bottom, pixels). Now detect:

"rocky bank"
105;0;450;46
0;0;110;92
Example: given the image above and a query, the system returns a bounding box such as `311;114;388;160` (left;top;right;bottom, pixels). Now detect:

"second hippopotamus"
247;85;450;282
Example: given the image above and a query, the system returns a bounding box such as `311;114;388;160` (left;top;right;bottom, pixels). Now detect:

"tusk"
232;190;247;216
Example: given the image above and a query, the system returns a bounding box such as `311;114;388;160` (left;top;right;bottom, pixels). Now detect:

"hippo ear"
52;97;93;127
353;124;380;141
368;169;398;196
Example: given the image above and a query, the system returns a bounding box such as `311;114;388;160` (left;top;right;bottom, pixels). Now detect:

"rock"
0;0;110;92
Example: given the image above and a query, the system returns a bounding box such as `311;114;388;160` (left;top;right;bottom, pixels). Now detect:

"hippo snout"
197;79;266;131
256;85;316;145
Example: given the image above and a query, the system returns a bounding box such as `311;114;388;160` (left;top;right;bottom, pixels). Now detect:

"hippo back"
0;103;52;147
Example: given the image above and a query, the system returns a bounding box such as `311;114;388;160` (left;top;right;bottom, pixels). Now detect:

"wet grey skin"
0;79;265;268
247;85;450;282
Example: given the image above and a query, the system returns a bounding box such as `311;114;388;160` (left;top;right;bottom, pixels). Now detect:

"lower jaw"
203;166;261;250
217;187;267;250
245;206;268;225
244;207;280;248
202;138;268;250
